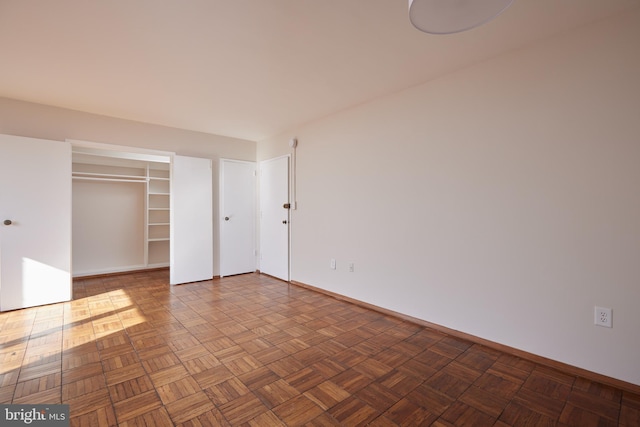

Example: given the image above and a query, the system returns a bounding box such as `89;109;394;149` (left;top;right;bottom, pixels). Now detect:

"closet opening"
71;144;172;277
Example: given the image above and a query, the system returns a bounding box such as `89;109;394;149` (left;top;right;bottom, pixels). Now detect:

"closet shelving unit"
146;164;170;267
71;149;171;274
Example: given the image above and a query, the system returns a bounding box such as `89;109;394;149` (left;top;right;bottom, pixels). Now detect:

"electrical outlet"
594;306;612;328
348;262;354;272
330;259;336;270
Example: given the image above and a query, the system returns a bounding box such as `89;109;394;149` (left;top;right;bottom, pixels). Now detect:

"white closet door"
0;134;72;311
170;155;213;285
220;159;256;277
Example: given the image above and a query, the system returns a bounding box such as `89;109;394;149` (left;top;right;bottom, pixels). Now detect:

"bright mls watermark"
1;405;69;426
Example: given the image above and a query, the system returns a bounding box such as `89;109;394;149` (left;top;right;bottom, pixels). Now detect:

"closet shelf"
149;222;170;226
148;238;170;242
72;172;147;182
148;207;170;211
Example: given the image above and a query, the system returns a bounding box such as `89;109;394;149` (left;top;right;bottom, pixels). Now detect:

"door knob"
224;217;230;221
3;219;12;226
282;220;288;224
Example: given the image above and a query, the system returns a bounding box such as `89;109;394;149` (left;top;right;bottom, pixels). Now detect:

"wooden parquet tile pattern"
1;270;638;426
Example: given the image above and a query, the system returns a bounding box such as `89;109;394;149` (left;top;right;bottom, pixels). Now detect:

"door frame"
68;139;174;276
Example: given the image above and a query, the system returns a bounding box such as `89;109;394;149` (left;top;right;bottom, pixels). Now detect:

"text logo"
1;405;69;426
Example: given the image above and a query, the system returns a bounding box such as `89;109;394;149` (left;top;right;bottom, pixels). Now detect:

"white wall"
258;10;640;385
0;98;256;276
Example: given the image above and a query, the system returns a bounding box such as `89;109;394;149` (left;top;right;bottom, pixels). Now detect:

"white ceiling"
0;0;637;141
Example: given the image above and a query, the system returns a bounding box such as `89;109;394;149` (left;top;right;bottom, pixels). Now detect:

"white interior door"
260;156;289;281
0;134;72;311
170;155;213;285
220;159;256;277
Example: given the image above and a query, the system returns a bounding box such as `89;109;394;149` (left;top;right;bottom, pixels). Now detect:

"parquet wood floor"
1;270;638;426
